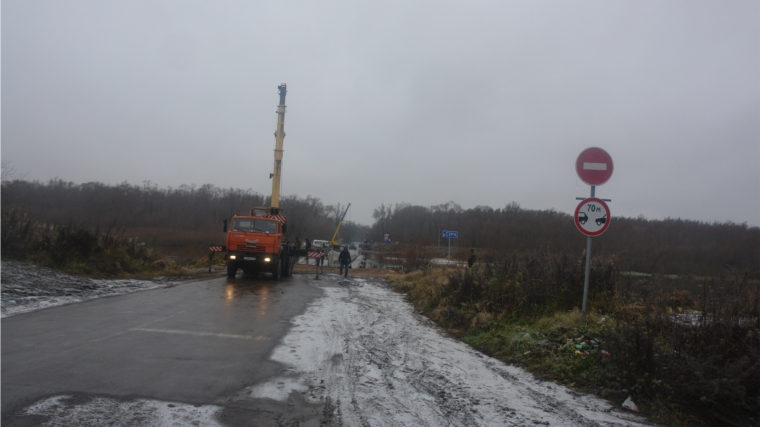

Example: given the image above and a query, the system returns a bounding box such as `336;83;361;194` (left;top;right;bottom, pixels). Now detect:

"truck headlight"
264;257;271;262
229;255;236;260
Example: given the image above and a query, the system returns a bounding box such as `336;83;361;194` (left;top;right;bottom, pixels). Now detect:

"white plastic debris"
622;395;640;412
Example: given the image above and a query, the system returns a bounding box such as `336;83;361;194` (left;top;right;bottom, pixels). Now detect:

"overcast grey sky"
3;0;758;227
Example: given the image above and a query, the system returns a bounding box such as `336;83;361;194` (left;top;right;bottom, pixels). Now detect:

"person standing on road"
339;246;351;277
467;249;476;268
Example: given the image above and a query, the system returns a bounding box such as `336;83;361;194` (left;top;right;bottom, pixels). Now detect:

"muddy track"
253;277;653;427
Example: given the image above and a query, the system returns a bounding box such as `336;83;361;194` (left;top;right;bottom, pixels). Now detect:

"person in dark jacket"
338;246;352;277
467;249;476;268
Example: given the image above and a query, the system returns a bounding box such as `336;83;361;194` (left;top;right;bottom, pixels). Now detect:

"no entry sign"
574;198;611;236
576;147;613;186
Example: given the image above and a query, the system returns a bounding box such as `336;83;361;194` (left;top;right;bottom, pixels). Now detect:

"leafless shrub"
416;253;760;423
604;272;759;423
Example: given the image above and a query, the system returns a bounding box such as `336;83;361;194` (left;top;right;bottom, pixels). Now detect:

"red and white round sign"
576;147;613;186
574;198;611;236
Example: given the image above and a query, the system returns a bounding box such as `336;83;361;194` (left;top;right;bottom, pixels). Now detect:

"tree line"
1;179;369;256
369;201;759;277
3;179;757;276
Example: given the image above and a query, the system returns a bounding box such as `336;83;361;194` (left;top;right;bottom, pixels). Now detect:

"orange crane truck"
221;84;307;279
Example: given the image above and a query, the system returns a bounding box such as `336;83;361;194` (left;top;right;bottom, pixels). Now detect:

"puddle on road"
222;279;275;299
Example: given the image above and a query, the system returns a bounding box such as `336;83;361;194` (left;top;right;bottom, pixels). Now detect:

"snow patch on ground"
1;261;182;318
23;395;224;427
252;276;654;427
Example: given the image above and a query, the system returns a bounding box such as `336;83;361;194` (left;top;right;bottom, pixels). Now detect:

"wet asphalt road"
2;272;329;426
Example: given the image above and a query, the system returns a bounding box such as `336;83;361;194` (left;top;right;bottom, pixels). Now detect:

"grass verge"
1;208;205;278
390;257;759;427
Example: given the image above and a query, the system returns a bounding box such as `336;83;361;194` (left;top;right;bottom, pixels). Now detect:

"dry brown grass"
390;258;760;427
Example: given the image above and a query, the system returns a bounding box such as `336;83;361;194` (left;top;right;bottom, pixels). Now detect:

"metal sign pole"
442;231;458;265
581;236;592;321
581;185;595;322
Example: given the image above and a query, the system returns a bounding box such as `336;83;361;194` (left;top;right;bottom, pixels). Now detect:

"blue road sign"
442;230;458;239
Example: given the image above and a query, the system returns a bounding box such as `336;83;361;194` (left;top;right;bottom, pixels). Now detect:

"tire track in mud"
251;277;653;427
344;284;482;426
484;362;650;427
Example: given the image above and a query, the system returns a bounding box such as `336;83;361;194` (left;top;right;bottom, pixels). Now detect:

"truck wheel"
227;262;237;278
272;260;281;280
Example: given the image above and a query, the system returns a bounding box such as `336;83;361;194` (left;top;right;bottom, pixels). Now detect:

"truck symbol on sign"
595;215;607;226
578;212;588;225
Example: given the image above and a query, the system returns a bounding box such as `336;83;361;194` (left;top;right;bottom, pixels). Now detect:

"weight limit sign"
574;198;611;236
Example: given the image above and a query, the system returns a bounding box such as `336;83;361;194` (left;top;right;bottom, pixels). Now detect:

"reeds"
1;208;172;276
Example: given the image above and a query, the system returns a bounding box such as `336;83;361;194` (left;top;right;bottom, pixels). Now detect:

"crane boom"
219;83;309;281
270;84;287;208
329;203;351;246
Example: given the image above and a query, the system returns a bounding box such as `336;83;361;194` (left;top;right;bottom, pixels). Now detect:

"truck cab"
225;213;289;279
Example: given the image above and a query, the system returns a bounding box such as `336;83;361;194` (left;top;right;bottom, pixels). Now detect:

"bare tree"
1;161;26;183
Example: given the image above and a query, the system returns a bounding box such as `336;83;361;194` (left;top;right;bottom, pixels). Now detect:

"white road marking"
131;327;269;340
583;162;607;170
86;313;185;344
